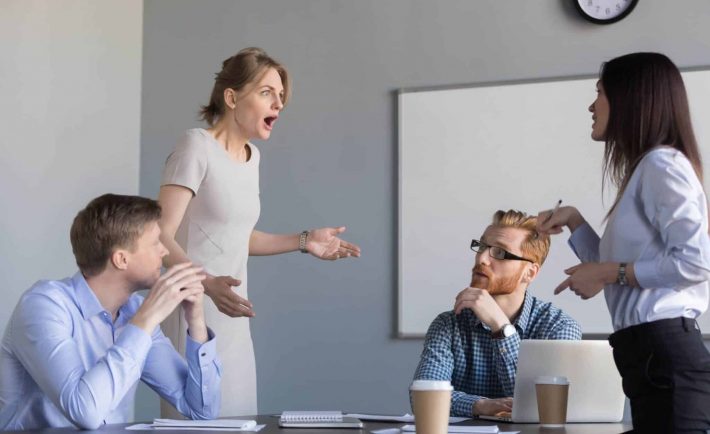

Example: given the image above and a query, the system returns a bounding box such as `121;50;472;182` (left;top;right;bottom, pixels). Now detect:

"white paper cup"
410;380;453;434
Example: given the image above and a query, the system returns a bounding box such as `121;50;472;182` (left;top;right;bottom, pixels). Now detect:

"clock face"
575;0;638;24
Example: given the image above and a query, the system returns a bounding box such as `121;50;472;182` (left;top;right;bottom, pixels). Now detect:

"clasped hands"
130;262;208;342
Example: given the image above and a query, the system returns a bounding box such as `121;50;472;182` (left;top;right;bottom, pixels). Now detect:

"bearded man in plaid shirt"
413;209;582;418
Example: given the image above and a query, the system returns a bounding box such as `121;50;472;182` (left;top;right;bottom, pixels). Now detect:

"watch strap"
299;230;310;253
617;262;628;286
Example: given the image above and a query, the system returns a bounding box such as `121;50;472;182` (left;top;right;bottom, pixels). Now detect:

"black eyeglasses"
470;239;534;263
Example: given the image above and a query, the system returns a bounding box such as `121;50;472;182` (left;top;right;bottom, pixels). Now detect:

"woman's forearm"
160;233;193;267
249;230;300;256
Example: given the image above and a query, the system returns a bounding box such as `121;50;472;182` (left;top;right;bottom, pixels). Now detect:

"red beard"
470;265;524;295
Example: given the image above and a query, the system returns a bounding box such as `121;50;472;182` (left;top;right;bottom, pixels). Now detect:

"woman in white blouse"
157;47;361;417
538;53;710;432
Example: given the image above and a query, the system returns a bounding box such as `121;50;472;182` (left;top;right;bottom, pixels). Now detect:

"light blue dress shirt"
0;272;221;430
569;147;710;331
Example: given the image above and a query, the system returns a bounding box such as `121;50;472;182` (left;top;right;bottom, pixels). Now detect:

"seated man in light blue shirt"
0;194;221;430
412;210;581;418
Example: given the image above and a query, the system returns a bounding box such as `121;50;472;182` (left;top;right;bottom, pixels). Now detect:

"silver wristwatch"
617;262;628;286
299;230;310;253
494;324;516;339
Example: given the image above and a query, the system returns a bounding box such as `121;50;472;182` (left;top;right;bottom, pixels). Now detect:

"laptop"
480;340;625;423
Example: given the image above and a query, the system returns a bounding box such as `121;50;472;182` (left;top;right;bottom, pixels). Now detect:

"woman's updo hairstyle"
199;47;290;126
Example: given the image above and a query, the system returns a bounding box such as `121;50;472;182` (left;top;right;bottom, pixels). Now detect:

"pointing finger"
554;277;572;295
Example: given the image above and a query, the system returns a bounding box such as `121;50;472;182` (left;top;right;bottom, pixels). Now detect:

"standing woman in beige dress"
158;47;361;417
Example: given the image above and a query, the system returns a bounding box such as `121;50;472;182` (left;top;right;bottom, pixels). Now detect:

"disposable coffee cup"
535;376;569;428
410;380;453;434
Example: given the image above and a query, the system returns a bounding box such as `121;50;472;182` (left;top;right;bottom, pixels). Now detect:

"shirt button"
500;348;507;354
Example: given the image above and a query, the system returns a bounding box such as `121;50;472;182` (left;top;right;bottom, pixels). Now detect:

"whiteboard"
398;70;710;337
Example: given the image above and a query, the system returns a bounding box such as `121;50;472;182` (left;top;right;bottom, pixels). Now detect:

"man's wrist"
490;319;508;334
185;302;208;342
184;312;206;327
183;305;206;330
492;323;516;339
129;314;156;335
472;398;485;416
488;312;511;334
187;323;208;343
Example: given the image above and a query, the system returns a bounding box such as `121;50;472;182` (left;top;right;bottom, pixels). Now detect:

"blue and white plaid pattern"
412;291;582;416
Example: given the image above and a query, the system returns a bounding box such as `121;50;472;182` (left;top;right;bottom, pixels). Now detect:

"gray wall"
0;0;143;404
139;0;710;417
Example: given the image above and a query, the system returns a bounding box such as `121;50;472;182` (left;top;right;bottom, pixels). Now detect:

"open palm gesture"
306;226;361;260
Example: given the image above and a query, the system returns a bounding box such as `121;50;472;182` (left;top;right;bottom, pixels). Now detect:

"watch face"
575;0;638;24
503;324;516;337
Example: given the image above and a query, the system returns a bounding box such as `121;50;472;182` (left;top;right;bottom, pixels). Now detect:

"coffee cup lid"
535;376;569;385
410;380;453;391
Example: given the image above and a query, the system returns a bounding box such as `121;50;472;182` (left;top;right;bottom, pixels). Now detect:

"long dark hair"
199;47;291;126
600;52;703;217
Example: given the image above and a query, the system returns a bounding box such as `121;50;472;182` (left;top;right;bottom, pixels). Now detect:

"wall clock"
574;0;638;24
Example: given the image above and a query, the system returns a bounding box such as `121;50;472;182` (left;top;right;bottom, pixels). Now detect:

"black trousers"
609;317;710;434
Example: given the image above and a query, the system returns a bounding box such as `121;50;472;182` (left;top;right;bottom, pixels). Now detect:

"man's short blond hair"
490;209;550;266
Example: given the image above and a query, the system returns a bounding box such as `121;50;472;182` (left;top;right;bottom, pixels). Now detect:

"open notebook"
279;411;363;428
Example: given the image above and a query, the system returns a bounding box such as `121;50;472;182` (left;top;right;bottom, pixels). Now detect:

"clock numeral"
576;0;637;22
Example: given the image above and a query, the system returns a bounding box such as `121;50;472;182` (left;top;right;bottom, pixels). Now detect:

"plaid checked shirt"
412;291;582;417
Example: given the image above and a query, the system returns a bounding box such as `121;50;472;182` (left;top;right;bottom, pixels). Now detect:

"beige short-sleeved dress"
160;128;260;417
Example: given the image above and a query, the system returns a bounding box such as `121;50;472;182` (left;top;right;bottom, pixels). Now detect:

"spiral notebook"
279;411;363;428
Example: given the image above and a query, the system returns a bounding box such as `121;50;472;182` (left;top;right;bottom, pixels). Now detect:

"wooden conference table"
0;415;631;434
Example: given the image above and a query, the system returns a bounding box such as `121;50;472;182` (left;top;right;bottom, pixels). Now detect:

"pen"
545;199;562;224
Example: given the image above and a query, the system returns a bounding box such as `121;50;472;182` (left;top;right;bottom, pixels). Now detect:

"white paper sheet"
160;419;255;428
372;428;517;434
370;429;401;434
345;413;469;423
126;419;264;432
401;424;498;433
